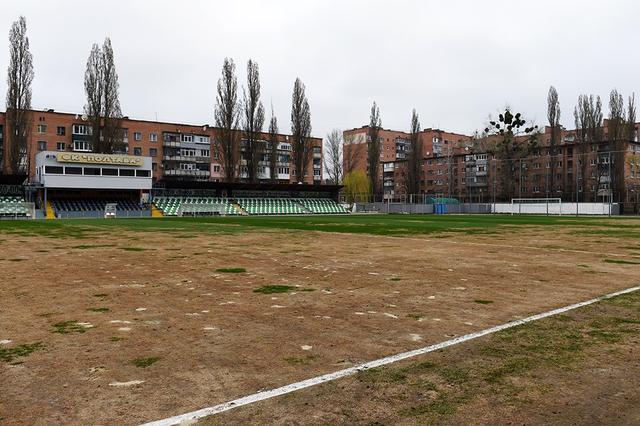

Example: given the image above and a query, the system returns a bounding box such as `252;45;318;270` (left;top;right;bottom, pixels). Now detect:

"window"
44;166;63;174
213;165;221;172
73;140;91;152
65;167;82;175
181;148;196;157
136;170;150;177
102;168;118;176
150;132;158;142
152;163;158;171
56;126;66;136
56;142;65;151
37;124;47;134
38;141;47;151
149;148;157;157
200;149;210;157
83;167;101;176
181;134;193;143
134;132;142;141
72;124;92;135
119;169;135;176
133;147;142;156
180;163;195;170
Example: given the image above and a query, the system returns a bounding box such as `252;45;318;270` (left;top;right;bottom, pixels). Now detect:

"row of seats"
0;196;30;217
154;196;239;216
52;199;143;213
153;196;348;216
237;198;305;215
296;198;349;214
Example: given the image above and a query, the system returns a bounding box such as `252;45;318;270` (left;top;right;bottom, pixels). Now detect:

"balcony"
164;169;210;178
162;155;210;163
396;153;406;160
383;163;395;172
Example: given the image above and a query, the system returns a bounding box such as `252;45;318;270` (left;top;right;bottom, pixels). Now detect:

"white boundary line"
142;285;640;426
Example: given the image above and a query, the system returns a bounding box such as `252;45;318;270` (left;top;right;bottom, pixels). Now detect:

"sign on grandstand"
510;198;562;215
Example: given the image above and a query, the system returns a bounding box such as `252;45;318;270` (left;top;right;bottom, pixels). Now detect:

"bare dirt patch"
0;224;638;425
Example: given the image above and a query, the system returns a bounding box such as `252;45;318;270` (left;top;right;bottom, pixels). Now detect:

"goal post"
510;198;562;216
178;203;226;217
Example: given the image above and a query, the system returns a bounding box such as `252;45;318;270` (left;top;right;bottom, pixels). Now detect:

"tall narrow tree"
101;38;123;153
367;102;382;195
547;86;561;195
242;60;265;183
83;38;123;154
323;129;343;185
405;109;422;195
214;58;240;182
608;89;628;201
268;104;279;182
4;16;34;174
290;78;311;183
84;43;103;153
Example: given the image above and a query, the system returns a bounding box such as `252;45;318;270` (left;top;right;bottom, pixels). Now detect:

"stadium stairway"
231;201;248;215
151;204;164;217
45;201;56;219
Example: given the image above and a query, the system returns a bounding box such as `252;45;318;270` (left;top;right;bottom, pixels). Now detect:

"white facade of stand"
34;151;152;190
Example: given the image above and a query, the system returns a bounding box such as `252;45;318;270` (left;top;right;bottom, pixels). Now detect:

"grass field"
1;214;639;425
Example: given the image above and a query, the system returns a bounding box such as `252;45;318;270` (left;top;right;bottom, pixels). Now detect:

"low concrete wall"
355;202;620;215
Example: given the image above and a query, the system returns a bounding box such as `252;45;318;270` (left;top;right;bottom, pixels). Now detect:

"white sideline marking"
141;285;640;426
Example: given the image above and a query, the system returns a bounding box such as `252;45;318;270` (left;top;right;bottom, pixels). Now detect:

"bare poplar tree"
5;16;34;174
367;102;382;195
608;89;627;201
547;86;561;195
290;78;311;183
323;129;343;185
405;109;422;195
214;58;240;182
268;104;279;182
83;38;123;154
101;38;123;153
574;94;603;202
242;60;265;183
84;43;103;152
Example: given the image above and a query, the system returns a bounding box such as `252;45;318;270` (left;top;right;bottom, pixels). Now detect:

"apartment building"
344;122;640;208
0;109;323;185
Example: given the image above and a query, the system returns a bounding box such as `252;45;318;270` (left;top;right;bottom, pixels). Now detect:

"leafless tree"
343;133;361;175
290;78;311;183
405;109;422;195
484;108;537;200
84;43;103;152
367;102;382;195
323;129;343;185
101;39;123;153
4;16;34;175
547;86;561;195
83;38;123;154
242;60;265;183
574;94;603;202
268;104;279;182
214;58;240;182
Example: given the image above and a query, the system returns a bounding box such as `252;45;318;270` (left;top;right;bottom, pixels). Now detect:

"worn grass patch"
130;356;160;368
253;285;296;294
0;342;44;363
53;320;90;334
283;355;317;365
603;258;640;265
216;267;246;273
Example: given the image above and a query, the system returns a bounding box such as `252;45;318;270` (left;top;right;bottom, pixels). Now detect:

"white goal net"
510;198;562;215
178;203;226;217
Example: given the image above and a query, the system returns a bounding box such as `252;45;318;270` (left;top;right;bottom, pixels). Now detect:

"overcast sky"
1;0;639;138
